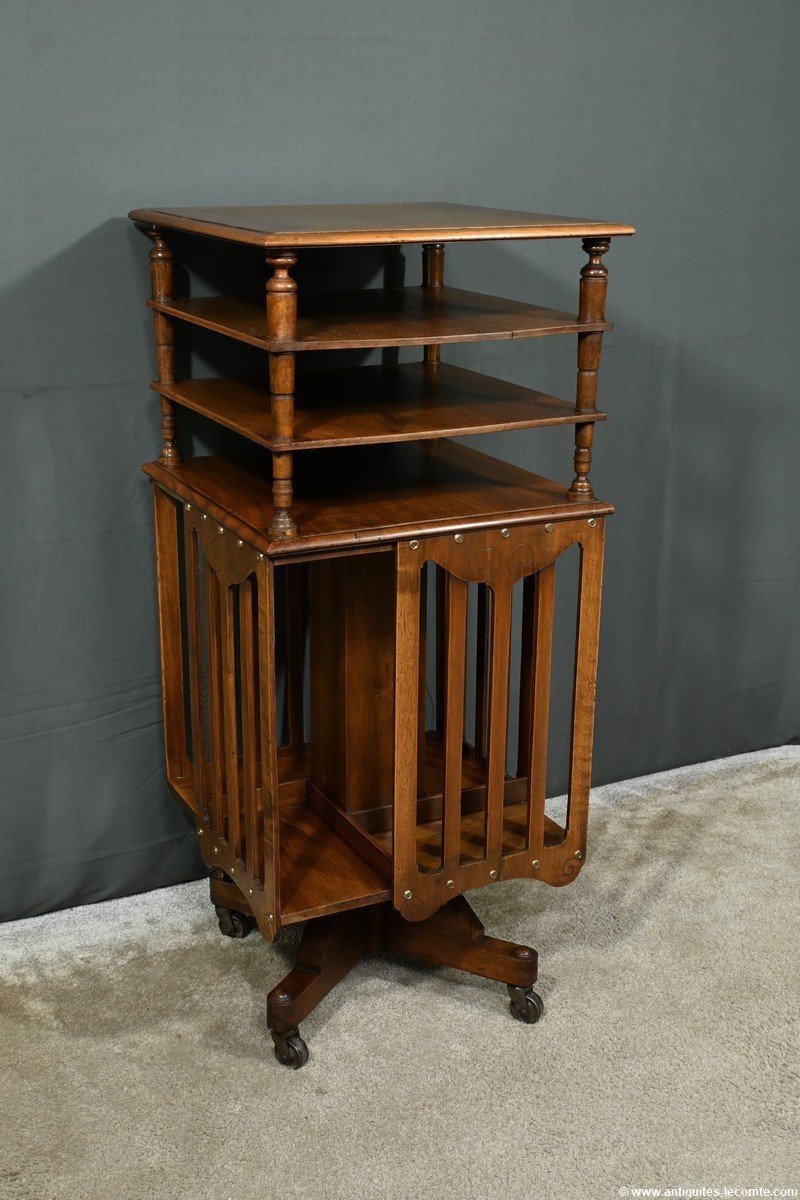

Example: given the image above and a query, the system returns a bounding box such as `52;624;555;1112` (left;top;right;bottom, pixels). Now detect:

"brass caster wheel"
507;984;544;1024
271;1028;309;1069
215;906;253;939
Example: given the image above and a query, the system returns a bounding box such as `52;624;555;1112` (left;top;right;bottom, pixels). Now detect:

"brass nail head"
409;540;419;549
574;850;583;860
230;866;235;874
237;538;243;547
531;859;540;869
201;513;207;521
489;869;498;880
213;846;218;854
248;889;253;896
184;503;191;511
500;528;509;538
197;829;203;836
268;913;274;921
218;526;224;535
454;533;464;543
403;889;413;900
545;523;554;533
446;878;455;889
587;518;597;527
257;552;264;561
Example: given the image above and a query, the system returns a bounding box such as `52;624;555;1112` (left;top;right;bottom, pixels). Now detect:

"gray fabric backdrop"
2;1;798;921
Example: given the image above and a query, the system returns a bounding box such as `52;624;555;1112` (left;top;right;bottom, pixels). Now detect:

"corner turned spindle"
422;242;445;366
146;227;181;466
266;252;298;538
568;237;611;501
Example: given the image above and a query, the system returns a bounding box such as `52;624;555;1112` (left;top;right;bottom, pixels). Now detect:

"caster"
271;1028;309;1069
507;984;544;1024
215;906;253;939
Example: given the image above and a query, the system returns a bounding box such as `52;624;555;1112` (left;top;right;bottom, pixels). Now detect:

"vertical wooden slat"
256;559;281;933
524;563;555;854
473;584;491;763
152;488;188;788
205;567;226;840
239;577;259;879
183;524;207;822
392;549;421;902
566;529;606;847
284;564;305;749
219;583;241;858
416;562;428;794
484;582;512;863
442;575;468;871
434;565;445;738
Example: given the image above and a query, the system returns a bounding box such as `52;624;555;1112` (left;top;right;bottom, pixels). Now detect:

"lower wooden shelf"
278;800;391;925
144;438;613;559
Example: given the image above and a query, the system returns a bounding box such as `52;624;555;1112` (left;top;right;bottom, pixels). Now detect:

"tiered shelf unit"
130;202;634;1068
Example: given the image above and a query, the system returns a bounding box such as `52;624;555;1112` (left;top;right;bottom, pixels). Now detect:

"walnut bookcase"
130;202;634;1068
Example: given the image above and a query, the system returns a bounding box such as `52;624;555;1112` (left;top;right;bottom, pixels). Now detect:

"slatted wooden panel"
393;518;606;922
152;492;283;941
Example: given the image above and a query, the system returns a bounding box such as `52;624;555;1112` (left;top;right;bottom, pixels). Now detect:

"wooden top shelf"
150;286;611;351
143;439;614;559
154;363;605;452
129;201;635;248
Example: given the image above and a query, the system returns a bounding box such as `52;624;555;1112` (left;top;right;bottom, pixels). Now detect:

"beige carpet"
1;748;798;1200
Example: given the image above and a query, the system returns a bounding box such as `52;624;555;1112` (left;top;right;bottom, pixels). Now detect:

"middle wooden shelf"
153;362;605;451
149;284;612;351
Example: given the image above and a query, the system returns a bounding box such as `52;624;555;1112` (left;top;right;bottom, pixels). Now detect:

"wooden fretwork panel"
152;488;284;941
393;518;605;922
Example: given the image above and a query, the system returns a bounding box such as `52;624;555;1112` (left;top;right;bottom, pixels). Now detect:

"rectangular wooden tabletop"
128;201;635;248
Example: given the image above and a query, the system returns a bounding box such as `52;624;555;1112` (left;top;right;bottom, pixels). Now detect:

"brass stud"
230;866;235;874
587;518;596;527
257;552;264;561
248;889;253;896
237;539;243;547
489;869;498;880
198;828;203;836
531;859;540;869
454;533;464;543
268;913;274;921
213;846;218;854
500;528;509;538
184;503;191;511
218;526;224;535
446;878;455;889
403;889;413;900
545;523;554;534
409;540;419;550
201;513;207;521
574;849;583;860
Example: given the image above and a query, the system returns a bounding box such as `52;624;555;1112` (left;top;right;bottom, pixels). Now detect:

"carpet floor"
1;747;798;1200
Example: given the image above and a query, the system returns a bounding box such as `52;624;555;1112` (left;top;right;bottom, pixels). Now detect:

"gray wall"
2;0;798;920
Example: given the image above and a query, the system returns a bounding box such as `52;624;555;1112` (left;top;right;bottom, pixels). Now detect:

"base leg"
383;894;538;988
267;907;377;1067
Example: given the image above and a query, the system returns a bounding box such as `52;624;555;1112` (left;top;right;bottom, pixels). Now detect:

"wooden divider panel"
393;518;606;921
154;491;283;941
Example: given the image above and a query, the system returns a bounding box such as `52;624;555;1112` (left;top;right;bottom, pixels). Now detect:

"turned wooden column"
146;227;181;466
266;252;298;538
422;242;445;366
568;237;610;501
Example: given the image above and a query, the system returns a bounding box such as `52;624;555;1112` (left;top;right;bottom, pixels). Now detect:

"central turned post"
568;237;611;501
422;242;445;366
266;252;298;538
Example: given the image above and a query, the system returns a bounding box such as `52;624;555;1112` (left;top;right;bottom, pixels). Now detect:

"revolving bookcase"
129;203;634;1068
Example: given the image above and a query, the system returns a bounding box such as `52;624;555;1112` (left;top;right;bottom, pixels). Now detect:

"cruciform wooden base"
255;896;541;1069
